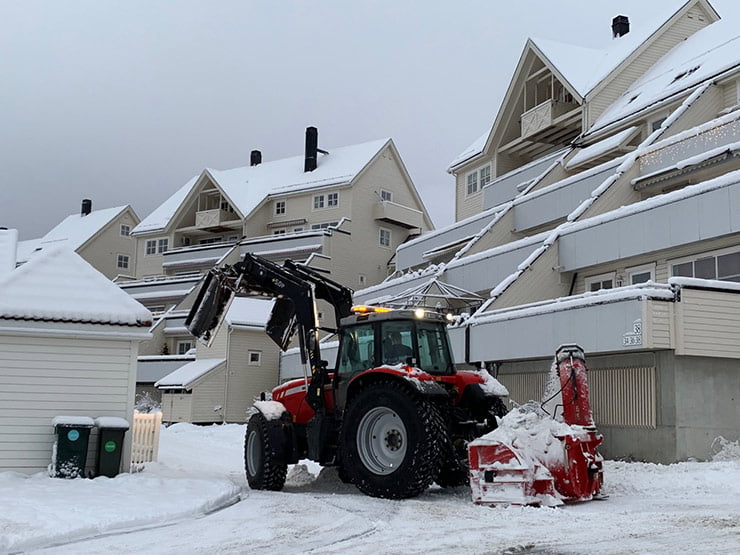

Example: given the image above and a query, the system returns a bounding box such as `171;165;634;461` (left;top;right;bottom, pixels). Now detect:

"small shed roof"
155;358;226;389
0;247;152;326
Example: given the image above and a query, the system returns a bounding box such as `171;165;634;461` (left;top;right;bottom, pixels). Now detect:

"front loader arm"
185;252;354;412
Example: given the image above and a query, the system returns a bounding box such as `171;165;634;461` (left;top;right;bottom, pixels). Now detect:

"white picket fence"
130;411;162;472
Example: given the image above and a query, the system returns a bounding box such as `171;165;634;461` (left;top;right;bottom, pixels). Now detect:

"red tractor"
186;253;507;499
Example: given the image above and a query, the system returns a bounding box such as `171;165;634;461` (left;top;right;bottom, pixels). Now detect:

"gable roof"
18;205;134;263
0;247;152;326
447;0;720;172
133;138;390;235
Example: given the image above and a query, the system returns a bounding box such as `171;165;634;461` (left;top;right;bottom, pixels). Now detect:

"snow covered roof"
132;175;199;235
0;228;18;279
133;138;390;235
591;17;739;133
20;205;132;262
447;0;718;170
225;297;274;328
0;247;152;327
155;358;226;389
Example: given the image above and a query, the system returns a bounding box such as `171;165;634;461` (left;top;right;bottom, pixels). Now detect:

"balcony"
521;99;579;139
449;284;675;363
161;242;238;273
195;209;241;232
372;201;423;229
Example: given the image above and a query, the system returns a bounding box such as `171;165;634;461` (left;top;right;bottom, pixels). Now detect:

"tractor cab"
333;306;455;411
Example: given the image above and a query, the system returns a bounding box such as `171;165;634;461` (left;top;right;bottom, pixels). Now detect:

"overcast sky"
2;0;738;239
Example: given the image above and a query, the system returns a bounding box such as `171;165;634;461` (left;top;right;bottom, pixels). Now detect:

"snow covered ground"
1;423;738;554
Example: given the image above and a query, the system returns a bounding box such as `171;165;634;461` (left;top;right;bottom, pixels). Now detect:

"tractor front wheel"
340;380;444;499
244;411;288;491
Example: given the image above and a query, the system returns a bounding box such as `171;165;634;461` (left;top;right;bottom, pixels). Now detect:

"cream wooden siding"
78;209;139;280
225;329;281;422
644;299;673;349
498;366;657;428
161;392;193;422
134;238;170;278
660;86;722;140
675;288;740;358
190;366;227;423
460;209;519;258
0;334;137;474
490;245;570;309
587;7;713;127
456;171;484;222
197;320;229;359
722;79;739;108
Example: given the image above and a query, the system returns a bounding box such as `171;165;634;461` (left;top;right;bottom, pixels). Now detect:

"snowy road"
2;423;738;554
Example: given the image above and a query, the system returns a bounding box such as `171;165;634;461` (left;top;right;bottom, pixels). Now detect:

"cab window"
337;324;376;377
416;322;453;374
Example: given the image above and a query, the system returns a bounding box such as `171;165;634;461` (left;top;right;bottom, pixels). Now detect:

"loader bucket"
185;270;235;345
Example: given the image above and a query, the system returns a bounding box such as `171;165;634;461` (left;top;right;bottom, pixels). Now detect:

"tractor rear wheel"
340;380;444;499
244;412;288;491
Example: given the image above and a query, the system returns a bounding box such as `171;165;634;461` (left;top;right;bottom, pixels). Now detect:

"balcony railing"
521;99;578;139
195;209;239;230
372;200;423;229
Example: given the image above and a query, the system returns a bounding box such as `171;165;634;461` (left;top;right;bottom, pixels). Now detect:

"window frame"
669;247;740;282
466;171;479;196
176;340;193;355
120;224;130;237
313;194;325;210
479;165;492;188
248;350;262;366
585;272;616;292
157;238;168;254
626;263;655;285
380;189;393;202
274;200;286;215
116;254;130;270
379;227;391;248
327;192;339;207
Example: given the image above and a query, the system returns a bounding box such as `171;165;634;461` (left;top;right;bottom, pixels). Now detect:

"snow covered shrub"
135;392;161;414
711;436;740;461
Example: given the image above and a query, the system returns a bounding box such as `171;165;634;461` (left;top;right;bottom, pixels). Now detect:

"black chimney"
612;15;629;38
81;199;92;216
250;150;262;166
304;126;318;172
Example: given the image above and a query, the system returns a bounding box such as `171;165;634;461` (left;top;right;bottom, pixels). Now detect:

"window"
327;192;338;207
248;350;262;366
116;254;129;269
479;165;491;188
199;237;222;245
671;249;740;283
273;229;286;235
293;227;304;233
337;323;376;376
585;272;615;292
627;264;655;285
358;274;366;286
311;221;339;230
650;115;667;132
466;172;478;195
380;189;393;202
120;224;130;236
177;341;193;355
145;238;168;254
379;228;391;248
275;200;286;215
145;240;156;255
313;195;325;209
157;238;168;253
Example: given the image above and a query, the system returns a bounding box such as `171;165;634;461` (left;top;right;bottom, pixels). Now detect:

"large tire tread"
244;412;288;491
340;379;445;499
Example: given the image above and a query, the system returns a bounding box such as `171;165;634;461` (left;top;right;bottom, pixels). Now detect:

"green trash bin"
51;416;95;478
94;417;130;477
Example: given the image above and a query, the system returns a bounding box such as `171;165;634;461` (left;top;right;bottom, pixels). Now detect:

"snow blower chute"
468;345;604;506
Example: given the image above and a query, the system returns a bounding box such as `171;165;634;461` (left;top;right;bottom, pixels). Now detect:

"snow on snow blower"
468;345;604;506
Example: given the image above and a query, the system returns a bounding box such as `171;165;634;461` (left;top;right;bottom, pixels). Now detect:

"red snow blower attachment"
468;345;604;506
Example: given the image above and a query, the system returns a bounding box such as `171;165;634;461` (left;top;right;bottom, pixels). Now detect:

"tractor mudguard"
348;366;450;402
459;383;503;419
251;402;299;465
